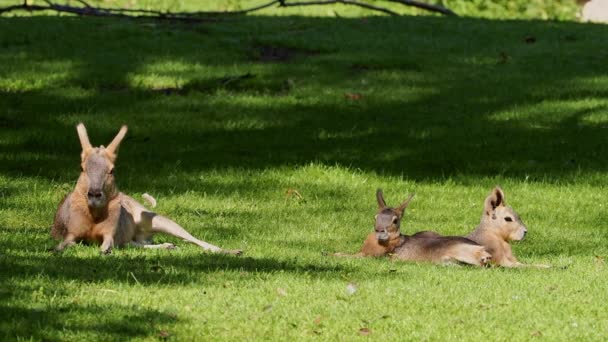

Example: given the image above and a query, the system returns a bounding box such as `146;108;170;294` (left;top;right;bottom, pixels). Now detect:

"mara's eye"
504;217;513;222
109;169;114;175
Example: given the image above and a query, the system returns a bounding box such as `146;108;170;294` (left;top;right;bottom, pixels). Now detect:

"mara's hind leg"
449;245;491;267
439;256;462;267
130;241;176;249
332;252;365;258
479;249;492;266
144;212;242;255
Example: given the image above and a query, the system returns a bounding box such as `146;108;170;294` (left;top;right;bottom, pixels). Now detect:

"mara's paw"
480;253;492;266
224;249;243;256
161;243;176;250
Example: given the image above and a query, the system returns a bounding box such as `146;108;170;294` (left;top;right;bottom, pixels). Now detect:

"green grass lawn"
1;5;608;340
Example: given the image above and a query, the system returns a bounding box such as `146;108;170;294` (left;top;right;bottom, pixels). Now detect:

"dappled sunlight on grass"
1;17;606;181
488;100;608;124
0;60;77;92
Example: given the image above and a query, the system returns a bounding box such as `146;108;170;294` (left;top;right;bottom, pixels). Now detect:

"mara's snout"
513;226;528;241
87;189;106;208
376;231;389;242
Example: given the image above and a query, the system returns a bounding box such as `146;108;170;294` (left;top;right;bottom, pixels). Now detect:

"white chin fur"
512;231;525;241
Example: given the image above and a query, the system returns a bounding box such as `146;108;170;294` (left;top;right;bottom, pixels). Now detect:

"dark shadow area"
0;250;349;285
518;235;607;258
0;15;607;189
0;300;178;340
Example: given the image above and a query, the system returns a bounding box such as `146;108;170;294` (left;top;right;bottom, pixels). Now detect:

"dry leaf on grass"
285;189;305;202
530;330;542;337
594;255;604;264
344;93;362;100
498;52;511;64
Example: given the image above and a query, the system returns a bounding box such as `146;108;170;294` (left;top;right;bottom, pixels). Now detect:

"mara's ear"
376;189;387;209
106;125;128;155
76;123;92;152
484;186;506;216
396;193;415;216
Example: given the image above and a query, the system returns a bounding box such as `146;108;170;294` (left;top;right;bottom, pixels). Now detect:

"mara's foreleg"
98;199;125;255
502;245;551;268
498;258;550;268
100;234;114;255
494;242;525;268
144;212;241;255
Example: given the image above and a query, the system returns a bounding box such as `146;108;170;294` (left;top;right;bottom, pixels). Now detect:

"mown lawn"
1;5;608;341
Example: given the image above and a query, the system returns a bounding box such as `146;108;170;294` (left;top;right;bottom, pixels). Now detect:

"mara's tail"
142;193;157;208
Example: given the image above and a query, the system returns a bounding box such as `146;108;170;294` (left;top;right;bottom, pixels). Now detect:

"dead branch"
0;1;283;20
278;0;399;16
0;3;47;14
0;0;456;19
386;0;456;16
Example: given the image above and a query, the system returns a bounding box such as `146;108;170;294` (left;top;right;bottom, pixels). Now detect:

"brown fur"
359;232;403;256
52;123;241;255
393;235;488;266
465;187;549;268
358;231;440;256
51;195;69;240
335;190;491;267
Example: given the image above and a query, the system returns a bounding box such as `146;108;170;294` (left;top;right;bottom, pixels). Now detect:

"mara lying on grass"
335;190;491;267
465;186;549;268
51;123;242;255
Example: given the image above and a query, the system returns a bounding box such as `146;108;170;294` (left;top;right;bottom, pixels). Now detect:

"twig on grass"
219;73;256;86
129;272;140;285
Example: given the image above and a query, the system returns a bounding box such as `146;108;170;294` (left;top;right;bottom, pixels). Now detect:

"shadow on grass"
519;236;607;259
0;15;607;187
0;300;178;340
0;251;349;285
